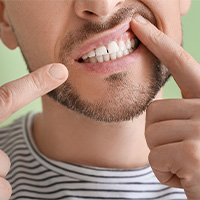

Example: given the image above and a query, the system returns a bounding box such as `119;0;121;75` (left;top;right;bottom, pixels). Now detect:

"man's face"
4;0;184;122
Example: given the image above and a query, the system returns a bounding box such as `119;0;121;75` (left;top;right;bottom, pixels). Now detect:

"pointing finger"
131;16;200;99
0;63;68;123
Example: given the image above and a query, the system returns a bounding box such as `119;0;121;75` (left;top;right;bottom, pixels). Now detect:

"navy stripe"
11;185;174;193
12;192;186;200
1;113;187;200
10;158;36;166
9;151;31;160
3;141;26;153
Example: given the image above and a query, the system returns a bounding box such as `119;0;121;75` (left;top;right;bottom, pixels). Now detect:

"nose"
74;0;125;21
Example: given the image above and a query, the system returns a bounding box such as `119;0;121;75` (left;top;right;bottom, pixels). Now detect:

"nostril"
84;10;95;15
116;2;122;6
116;0;125;7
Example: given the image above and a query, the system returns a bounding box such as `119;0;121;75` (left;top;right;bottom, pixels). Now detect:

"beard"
47;57;170;123
47;5;171;123
18;4;171;123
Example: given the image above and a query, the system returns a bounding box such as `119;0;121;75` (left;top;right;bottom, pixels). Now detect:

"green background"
0;0;200;126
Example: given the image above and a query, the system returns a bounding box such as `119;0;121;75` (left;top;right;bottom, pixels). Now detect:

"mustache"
59;3;157;64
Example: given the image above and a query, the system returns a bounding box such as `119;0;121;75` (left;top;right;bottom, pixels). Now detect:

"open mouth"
78;30;141;64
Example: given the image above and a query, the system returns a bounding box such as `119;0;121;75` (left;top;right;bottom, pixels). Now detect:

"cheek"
18;29;58;70
6;1;72;70
18;19;64;70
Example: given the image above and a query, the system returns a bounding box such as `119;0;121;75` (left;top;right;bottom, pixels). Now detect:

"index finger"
0;63;68;123
131;16;200;99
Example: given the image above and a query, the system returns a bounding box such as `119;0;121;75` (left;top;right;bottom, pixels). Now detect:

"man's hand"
131;16;200;200
0;63;68;199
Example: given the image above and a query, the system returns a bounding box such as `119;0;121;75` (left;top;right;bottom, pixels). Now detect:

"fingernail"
134;15;147;24
49;64;67;80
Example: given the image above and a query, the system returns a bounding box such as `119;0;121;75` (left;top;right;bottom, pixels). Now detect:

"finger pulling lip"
74;13;157;62
70;6;158;74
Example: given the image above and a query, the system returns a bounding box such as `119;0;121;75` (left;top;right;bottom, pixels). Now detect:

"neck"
32;94;159;169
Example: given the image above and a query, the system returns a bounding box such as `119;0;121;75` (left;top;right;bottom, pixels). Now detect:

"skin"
1;0;200;199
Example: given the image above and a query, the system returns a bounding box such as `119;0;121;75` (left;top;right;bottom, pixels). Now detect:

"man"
0;0;198;199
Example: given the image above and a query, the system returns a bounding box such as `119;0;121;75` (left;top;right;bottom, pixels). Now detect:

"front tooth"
96;56;104;63
87;50;95;58
119;41;126;51
110;53;117;60
116;51;123;58
95;46;107;56
90;57;97;63
126;39;131;49
82;54;88;60
108;41;119;54
103;54;110;62
131;39;135;48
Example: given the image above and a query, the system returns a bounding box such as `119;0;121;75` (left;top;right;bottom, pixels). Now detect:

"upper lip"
75;21;132;61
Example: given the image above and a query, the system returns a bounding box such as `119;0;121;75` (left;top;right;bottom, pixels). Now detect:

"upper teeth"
96;46;107;56
81;38;138;63
108;41;120;54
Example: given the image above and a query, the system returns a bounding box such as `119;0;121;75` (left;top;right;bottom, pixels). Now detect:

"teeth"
96;55;104;63
126;39;131;50
129;49;134;54
82;54;88;60
131;39;135;48
90;57;97;63
123;49;129;56
116;51;123;58
87;50;95;58
103;54;110;62
95;46;108;56
119;41;126;51
108;41;119;54
80;37;140;63
110;53;117;60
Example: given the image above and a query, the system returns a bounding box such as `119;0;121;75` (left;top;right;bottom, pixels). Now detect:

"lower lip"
75;44;143;75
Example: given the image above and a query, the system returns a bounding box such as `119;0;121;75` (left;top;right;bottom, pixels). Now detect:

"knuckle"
176;49;191;63
183;141;200;166
148;147;162;169
0;178;12;200
181;170;194;189
155;173;171;186
149;29;165;44
0;85;14;113
30;73;45;91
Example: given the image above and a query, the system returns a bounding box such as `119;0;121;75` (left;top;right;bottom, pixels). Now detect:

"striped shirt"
0;112;187;200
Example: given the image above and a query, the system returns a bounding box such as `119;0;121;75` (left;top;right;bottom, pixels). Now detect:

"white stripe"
0;113;187;199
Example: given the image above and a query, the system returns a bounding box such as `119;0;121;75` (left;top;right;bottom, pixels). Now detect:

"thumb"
0;63;68;123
